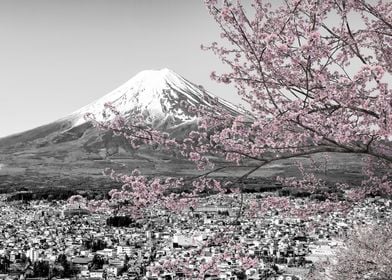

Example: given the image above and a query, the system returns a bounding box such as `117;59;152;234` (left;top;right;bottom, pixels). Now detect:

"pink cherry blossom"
84;1;392;276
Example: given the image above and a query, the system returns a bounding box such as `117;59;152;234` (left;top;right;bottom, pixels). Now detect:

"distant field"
0;151;370;206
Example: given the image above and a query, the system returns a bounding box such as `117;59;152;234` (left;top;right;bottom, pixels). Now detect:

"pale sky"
0;0;238;138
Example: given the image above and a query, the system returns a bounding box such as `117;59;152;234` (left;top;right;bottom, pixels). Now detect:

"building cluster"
0;193;391;280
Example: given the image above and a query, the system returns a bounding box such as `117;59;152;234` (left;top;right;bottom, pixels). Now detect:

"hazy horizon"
0;0;238;138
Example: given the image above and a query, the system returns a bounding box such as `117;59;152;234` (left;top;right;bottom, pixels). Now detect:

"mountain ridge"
0;68;242;146
0;69;246;180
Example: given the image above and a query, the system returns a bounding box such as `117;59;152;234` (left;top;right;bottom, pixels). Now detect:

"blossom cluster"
79;0;392;225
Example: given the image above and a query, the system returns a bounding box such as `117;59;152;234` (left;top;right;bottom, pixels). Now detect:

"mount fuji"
0;69;245;185
0;68;241;148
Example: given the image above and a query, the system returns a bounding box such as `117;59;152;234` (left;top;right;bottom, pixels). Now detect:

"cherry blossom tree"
200;0;392;192
71;0;392;277
332;222;392;280
308;221;392;280
81;0;392;215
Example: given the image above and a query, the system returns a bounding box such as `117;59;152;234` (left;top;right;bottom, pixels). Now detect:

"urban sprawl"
0;193;391;280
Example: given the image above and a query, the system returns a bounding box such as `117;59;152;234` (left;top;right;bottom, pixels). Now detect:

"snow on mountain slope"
67;68;242;127
0;68;244;153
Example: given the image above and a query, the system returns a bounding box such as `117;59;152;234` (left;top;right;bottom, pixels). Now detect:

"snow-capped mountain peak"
69;68;240;127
